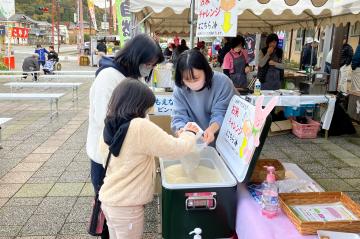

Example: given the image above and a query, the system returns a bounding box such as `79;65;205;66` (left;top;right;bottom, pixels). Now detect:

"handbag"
88;151;112;236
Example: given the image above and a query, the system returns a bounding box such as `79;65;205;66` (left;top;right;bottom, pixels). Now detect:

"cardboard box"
269;119;292;136
148;115;172;135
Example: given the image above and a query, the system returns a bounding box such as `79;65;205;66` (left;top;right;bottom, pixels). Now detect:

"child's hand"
184;122;200;134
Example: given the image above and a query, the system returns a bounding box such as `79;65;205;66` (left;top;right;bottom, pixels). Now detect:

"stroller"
43;59;56;74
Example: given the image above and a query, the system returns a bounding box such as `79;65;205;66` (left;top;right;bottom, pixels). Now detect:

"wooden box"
250;159;285;183
348;91;360;122
279;192;360;235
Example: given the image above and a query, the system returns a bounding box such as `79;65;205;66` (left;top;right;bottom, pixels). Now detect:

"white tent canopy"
128;0;360;35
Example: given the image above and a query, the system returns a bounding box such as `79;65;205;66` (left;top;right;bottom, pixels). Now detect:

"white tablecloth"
242;92;336;130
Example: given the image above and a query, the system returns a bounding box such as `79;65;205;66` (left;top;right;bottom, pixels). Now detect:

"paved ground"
0;50;360;238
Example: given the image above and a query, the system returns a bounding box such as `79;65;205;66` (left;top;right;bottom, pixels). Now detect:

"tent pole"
132;12;153;31
189;0;195;48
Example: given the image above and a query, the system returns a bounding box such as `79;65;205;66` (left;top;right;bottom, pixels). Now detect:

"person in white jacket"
86;34;164;238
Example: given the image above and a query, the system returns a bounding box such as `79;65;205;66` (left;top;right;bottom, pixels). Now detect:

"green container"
160;120;271;238
160;149;238;239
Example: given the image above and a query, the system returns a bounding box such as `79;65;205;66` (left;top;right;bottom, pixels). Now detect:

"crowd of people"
85;32;360;239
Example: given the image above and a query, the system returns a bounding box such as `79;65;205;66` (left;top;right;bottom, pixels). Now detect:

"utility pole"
57;0;60;53
109;0;113;34
52;0;55;46
79;0;84;54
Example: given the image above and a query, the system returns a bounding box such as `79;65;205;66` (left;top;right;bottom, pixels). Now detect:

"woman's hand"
245;66;251;74
269;60;276;66
203;128;215;144
267;47;274;55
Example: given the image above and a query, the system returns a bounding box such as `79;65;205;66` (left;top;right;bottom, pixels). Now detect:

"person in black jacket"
47;46;59;62
218;37;231;66
340;38;354;67
300;38;319;70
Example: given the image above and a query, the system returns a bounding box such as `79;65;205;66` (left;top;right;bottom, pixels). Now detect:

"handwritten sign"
11;27;29;39
216;95;277;182
153;95;174;116
196;0;238;37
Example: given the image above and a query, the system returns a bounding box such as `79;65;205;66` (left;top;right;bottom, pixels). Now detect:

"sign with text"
11;27;29;39
116;0;131;47
216;95;277;182
87;0;98;31
154;95;174;115
245;34;256;65
196;0;238;37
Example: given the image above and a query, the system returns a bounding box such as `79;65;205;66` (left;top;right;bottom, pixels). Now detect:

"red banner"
11;27;29;39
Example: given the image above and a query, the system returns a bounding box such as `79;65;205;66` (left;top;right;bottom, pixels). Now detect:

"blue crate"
284;104;315;118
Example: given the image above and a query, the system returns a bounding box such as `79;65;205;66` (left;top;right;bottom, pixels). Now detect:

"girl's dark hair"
266;33;279;46
36;44;41;48
230;35;246;49
114;34;164;78
107;79;156;120
174;49;213;88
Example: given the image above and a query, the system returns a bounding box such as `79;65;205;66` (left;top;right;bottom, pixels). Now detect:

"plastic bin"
284;104;315;118
291;118;320;139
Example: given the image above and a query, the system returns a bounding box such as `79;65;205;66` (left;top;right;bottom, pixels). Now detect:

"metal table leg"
0;126;2;149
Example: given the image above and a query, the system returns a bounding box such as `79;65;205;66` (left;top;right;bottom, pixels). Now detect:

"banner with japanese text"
116;0;131;47
196;0;238;37
11;27;29;39
87;0;98;31
245;34;256;65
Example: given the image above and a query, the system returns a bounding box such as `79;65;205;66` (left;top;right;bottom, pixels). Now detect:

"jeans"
90;160;109;239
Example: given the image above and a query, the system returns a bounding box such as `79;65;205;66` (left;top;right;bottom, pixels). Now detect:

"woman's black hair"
230;35;246;49
174;49;214;88
266;33;279;47
107;79;156;120
114;34;164;78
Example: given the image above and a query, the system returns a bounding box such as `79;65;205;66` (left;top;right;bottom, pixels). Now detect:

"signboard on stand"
154;95;174;115
115;0;131;47
196;0;238;37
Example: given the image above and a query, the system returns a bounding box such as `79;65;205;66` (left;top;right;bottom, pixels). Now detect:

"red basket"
291;118;320;139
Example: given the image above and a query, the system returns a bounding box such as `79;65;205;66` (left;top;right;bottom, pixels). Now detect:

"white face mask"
139;64;153;77
185;79;205;91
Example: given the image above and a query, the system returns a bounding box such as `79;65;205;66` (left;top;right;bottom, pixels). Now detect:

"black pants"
22;72;38;81
90;160;109;239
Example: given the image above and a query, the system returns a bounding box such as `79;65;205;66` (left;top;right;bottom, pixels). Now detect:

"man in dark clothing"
96;40;107;54
300;38;319;70
217;37;232;66
340;39;354;67
172;39;189;65
22;54;40;81
47;45;59;62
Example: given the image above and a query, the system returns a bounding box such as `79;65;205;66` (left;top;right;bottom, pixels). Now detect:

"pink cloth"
236;184;317;239
222;49;249;74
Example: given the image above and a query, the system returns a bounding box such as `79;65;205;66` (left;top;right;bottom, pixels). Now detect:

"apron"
229;52;247;88
261;52;282;91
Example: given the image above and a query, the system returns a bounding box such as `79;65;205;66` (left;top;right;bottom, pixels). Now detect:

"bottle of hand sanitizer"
254;79;261;96
261;166;279;218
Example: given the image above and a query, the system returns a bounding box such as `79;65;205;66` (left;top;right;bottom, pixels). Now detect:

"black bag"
88;151;112;236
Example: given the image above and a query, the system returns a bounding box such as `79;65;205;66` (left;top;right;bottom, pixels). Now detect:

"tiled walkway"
0;65;359;238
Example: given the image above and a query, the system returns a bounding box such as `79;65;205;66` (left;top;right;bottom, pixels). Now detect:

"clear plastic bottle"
254;78;261;96
261;166;279;218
